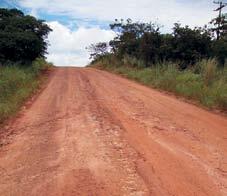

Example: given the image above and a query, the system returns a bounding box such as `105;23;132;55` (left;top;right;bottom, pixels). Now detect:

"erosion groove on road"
0;68;227;196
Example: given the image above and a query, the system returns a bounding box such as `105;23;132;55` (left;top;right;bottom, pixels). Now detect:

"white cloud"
19;0;218;30
46;21;116;66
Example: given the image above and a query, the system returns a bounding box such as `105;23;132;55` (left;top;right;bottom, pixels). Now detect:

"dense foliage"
0;8;52;64
90;18;227;68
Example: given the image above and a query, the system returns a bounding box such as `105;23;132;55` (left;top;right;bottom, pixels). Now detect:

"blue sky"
1;0;226;66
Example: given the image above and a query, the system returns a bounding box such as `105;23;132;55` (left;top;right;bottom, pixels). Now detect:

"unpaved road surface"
0;68;227;196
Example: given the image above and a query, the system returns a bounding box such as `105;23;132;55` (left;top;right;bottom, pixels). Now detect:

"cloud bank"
19;0;216;29
46;21;115;66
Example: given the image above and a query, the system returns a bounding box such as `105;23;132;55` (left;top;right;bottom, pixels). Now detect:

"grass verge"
92;58;227;112
0;58;53;124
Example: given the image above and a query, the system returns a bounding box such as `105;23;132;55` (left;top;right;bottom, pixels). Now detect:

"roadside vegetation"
89;17;227;111
0;59;53;123
94;57;227;111
0;8;53;124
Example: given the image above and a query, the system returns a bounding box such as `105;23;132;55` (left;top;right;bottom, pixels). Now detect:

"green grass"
93;57;227;111
0;58;52;123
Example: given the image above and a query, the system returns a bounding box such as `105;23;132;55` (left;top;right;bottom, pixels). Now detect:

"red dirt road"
0;67;227;196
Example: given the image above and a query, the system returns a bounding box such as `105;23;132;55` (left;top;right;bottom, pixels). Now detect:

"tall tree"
0;8;52;64
210;1;227;40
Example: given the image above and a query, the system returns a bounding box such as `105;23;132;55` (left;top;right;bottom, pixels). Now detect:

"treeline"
89;18;227;68
89;19;227;111
0;8;52;65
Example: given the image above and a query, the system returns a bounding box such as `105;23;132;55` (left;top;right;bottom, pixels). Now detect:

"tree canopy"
0;8;52;64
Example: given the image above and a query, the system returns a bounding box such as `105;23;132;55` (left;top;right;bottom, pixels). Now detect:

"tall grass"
0;58;52;123
93;57;227;111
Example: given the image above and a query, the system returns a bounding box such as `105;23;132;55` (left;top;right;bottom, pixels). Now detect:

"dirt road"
0;68;227;196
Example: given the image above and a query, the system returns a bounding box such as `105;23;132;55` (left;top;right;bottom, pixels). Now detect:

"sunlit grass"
0;58;52;123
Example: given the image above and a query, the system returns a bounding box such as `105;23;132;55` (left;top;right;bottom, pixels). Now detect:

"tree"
0;8;52;64
210;10;227;66
171;23;212;68
212;39;227;66
109;19;160;58
138;31;162;65
210;14;227;40
87;42;109;61
210;1;227;40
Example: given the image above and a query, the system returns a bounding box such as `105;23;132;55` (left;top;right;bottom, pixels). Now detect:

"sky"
1;0;226;66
